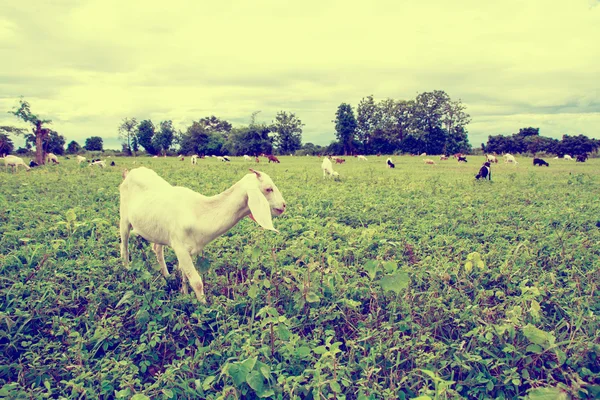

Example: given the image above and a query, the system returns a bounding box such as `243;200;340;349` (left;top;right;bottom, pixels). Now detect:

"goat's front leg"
152;244;169;277
172;244;206;304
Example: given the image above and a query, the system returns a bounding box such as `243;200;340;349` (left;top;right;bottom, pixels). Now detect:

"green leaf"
330;381;341;393
202;376;216;391
295;346;311;358
241;356;257;372
364;260;379;280
252;246;261;262
526;344;543;354
382;261;397;273
306;292;320;303
526;387;569;400
130;395;150;400
379;271;410;295
277;324;291;341
523;324;553;346
65;209;76;223
135;309;150;326
313;345;328;355
197;257;211;273
227;364;250;387
248;284;259;300
246;370;265;393
464;261;473;274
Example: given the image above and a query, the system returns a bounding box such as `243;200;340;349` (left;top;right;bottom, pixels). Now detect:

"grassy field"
0;155;599;399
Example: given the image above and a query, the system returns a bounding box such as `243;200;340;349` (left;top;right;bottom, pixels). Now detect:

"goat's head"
243;169;286;232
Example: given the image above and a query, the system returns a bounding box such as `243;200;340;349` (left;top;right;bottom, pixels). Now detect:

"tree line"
2;96;598;165
483;127;599;157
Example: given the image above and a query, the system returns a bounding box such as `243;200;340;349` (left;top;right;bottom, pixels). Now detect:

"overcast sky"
1;0;598;150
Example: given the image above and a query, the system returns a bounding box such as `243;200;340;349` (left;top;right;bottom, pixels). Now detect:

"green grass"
1;155;599;399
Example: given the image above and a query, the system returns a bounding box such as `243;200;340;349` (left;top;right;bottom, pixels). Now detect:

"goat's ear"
249;169;262;179
247;188;278;232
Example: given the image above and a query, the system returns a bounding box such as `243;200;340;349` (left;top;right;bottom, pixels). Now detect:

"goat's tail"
122;169;128;180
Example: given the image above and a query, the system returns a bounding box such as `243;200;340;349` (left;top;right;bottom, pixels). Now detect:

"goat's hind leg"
119;217;131;265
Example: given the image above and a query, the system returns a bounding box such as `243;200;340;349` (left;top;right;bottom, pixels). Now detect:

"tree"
137;120;157;154
558;134;600;156
8;99;52;164
412;90;451;133
197;116;232;136
356;95;379;152
44;130;66;155
66;140;81;154
118;117;138;155
333;103;357;155
0;133;14;155
225;125;273;156
271;111;304;154
84;136;103;151
153;120;175;155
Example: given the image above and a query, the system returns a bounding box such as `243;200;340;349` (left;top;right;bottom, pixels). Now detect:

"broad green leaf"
379;271;410;295
295;346;311;358
241;356;257;372
130;395;149;400
135;309;150;326
252;246;261;262
246;370;264;393
364;260;379;280
248;284;259;299
382;261;397;273
227;364;250;387
526;387;569;400
277;324;291;341
526;344;543;354
523;324;553;346
330;381;341;393
464;261;473;274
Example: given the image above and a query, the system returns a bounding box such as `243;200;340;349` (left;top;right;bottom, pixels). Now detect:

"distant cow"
386;158;395;168
576;154;588;162
29;160;39;168
503;154;518;164
564;155;573;160
457;156;468;163
110;161;116;166
439;155;449;161
334;158;346;164
267;155;280;163
423;159;436;165
475;161;491;180
533;158;549;167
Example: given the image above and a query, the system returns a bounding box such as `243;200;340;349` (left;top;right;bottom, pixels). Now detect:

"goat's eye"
266;188;273;193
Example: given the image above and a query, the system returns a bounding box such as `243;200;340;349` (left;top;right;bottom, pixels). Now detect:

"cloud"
0;0;598;149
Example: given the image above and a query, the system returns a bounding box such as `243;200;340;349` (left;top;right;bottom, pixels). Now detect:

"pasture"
0;155;599;399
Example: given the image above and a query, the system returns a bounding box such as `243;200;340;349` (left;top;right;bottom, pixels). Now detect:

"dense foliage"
84;136;104;152
485;128;599;157
0;156;598;399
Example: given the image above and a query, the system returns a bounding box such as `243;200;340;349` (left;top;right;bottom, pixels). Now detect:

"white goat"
564;155;573;160
46;153;59;164
486;154;498;163
119;167;286;303
191;155;198;165
2;155;30;172
244;155;252;161
357;155;368;161
503;154;518;164
76;155;86;164
89;160;106;168
321;157;339;179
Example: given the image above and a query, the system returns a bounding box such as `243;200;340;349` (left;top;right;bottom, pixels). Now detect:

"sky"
1;0;599;150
